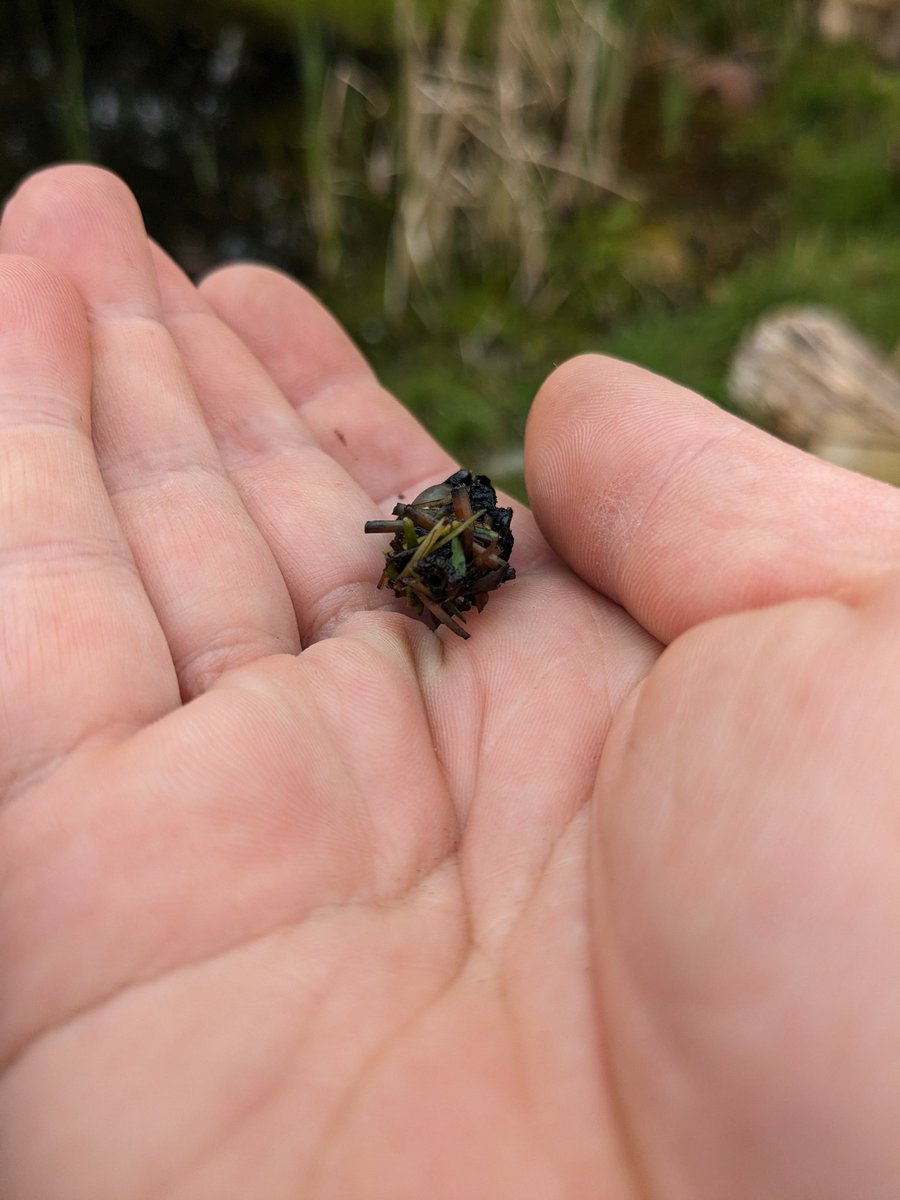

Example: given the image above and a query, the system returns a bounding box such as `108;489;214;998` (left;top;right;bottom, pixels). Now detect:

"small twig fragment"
364;469;515;639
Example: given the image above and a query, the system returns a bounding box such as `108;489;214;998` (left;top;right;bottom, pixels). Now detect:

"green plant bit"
364;469;515;640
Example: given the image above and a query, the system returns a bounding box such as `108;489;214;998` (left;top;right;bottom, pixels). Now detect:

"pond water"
3;0;317;281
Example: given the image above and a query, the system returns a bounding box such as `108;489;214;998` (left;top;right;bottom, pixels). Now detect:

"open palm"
2;167;900;1200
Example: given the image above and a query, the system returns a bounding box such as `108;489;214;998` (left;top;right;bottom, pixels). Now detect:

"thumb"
524;354;900;643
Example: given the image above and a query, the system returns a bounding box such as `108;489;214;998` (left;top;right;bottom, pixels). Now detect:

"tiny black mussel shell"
364;470;515;639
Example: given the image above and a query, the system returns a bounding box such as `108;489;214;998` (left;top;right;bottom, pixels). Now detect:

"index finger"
525;354;900;643
196;263;552;570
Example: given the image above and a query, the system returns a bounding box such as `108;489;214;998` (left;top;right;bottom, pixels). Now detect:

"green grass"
605;233;900;407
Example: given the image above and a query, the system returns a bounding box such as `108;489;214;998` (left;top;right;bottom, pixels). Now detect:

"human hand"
1;166;899;1200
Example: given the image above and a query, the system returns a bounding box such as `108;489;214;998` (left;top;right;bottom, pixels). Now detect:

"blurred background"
4;0;900;498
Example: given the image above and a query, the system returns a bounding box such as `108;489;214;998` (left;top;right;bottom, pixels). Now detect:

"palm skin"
2;167;900;1200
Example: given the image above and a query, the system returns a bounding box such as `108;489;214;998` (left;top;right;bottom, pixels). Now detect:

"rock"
728;307;900;483
818;0;900;63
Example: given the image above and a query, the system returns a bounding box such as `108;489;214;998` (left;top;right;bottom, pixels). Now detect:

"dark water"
2;0;318;280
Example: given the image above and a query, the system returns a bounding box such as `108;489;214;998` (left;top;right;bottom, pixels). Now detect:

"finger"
152;250;550;646
199;263;454;503
150;244;398;644
197;263;552;568
0;256;177;796
525;354;900;643
1;166;300;695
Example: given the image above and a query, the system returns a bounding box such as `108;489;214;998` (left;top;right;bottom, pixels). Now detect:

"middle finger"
152;245;404;646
